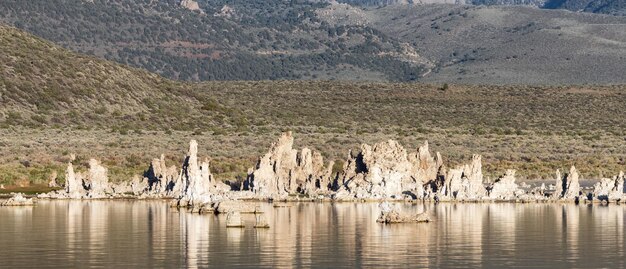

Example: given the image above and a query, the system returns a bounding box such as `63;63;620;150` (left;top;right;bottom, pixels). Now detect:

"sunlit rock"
593;171;624;202
376;202;430;224
143;154;179;196
439;155;487;200
411;141;444;196
488;170;520;200
84;159;110;198
0;193;35;206
340;140;421;199
553;166;581;200
179;0;203;12
246;132;331;198
64;162;85;199
176;140;216;211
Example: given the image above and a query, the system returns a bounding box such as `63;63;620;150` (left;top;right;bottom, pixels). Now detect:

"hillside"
366;4;626;84
341;0;626;16
1;0;625;84
1;24;626;186
0;24;246;132
0;0;423;81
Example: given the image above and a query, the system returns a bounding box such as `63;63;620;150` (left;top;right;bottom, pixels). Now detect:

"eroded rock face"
593;171;624;201
553;166;581;200
64;162;85;198
84;159;109;198
177;140;215;209
340;140;418;199
143;154;178;196
438;155;486;200
413;142;442;181
488;169;520;200
247;132;331;198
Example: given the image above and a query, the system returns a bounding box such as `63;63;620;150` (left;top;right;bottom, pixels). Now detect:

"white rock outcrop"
488;169;520;200
63;162;84;198
553;166;581;200
1;193;34;206
593;171;624;202
246;132;332;198
339;140;441;200
84;159;109;198
437;155;487;200
142;154;179;197
176;140;216;211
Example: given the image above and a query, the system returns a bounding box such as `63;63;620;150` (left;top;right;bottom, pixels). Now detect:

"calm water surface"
0;200;624;268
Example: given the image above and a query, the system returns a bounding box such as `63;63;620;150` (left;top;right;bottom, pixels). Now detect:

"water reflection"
0;201;625;268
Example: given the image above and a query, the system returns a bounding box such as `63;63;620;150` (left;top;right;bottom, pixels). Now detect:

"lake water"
0;200;624;268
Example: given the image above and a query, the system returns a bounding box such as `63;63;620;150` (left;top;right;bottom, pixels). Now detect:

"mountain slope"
362;4;626;84
0;24;236;131
2;1;626;84
544;0;626;16
0;0;423;81
341;0;626;16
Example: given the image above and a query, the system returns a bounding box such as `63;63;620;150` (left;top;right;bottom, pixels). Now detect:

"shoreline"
2;132;624;209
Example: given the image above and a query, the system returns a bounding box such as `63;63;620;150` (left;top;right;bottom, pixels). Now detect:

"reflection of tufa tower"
180;209;211;269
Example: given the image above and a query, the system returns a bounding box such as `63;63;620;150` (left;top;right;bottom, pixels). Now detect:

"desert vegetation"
1;24;625;189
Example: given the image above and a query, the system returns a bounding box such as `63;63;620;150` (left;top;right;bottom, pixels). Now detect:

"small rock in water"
376;202;430;224
254;213;270;228
1;193;35;206
226;211;245;228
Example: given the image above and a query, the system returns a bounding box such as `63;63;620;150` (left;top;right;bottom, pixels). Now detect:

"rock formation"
63;162;85;199
176;140;216;211
412;141;444;196
1;193;34;206
376;202;430;224
142;154;179;196
246;132;332;198
553;166;581;200
339;140;429;200
84;159;109;198
437;155;487;200
593;171;624;202
488;169;520;200
34;134;626;204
